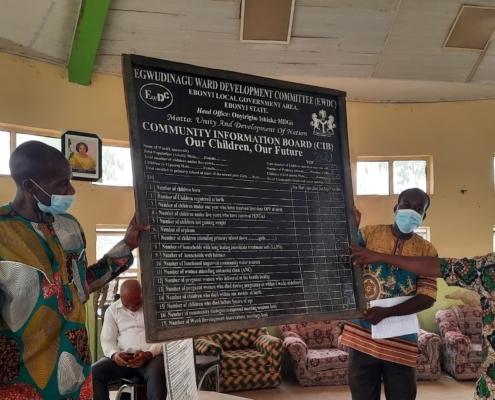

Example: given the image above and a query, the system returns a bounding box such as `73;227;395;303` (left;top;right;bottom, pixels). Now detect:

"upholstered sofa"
435;305;483;380
280;320;441;386
280;320;349;386
194;327;283;392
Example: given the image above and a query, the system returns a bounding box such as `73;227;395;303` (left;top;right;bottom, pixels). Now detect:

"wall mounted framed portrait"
61;131;102;181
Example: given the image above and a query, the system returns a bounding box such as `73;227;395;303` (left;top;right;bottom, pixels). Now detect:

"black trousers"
348;348;417;400
92;354;167;400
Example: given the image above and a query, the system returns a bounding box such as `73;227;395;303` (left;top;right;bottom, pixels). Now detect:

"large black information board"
122;54;364;342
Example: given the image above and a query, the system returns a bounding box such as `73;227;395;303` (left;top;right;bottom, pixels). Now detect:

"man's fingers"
349;246;361;259
134;224;150;231
129;214;137;225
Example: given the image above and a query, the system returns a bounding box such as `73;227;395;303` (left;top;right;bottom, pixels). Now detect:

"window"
356;161;389;195
16;133;60;150
0;131;10;175
93;146;133;187
0;127;61;176
96;227;139;293
1;125;135;188
356;157;430;196
414;227;430;241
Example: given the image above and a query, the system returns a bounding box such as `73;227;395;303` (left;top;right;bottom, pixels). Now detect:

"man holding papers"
341;188;437;400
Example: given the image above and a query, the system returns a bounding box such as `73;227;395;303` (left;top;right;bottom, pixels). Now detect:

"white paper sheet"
369;296;419;339
163;339;199;400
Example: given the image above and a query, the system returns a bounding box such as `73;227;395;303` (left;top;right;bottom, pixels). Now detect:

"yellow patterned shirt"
341;225;438;367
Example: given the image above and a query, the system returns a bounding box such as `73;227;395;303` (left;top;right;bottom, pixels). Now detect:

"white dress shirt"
101;299;163;359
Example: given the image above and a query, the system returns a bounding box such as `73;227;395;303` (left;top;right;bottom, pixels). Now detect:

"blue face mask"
31;179;75;214
395;209;423;234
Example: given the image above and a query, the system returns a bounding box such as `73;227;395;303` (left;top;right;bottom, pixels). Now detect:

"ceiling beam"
68;0;111;86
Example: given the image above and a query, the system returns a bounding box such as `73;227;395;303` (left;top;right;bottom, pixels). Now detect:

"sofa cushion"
221;349;272;370
468;343;482;364
452;306;483;344
220;366;273;376
307;349;348;373
204;328;268;350
296;321;342;349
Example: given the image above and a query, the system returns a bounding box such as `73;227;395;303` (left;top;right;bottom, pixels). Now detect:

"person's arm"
361;294;434;325
147;343;164;357
350;245;442;277
100;306;121;359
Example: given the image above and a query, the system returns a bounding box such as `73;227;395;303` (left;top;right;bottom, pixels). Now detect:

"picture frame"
61;130;102;182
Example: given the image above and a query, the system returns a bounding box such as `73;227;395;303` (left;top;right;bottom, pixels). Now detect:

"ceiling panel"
0;0;81;63
374;1;485;81
109;0;240;18
105;11;239;35
296;0;399;12
471;47;495;84
96;0;390;77
291;3;397;40
1;0;495;101
399;0;495;14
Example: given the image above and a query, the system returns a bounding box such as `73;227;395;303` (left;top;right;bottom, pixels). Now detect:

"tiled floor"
110;372;476;400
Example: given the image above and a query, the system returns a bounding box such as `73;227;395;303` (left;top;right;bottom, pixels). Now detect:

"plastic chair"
196;355;220;392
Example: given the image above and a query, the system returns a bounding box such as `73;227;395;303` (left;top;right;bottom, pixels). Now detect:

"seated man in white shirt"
92;279;167;400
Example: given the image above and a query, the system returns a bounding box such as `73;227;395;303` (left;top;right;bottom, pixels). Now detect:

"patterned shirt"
0;204;133;400
341;225;438;367
441;253;495;400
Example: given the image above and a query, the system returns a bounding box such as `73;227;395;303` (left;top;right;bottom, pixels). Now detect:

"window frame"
356;155;433;196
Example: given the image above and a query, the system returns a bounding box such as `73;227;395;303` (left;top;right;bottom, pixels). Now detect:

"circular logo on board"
139;83;173;109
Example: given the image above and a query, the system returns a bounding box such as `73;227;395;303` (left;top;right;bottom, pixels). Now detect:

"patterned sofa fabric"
280;321;349;387
280;321;441;386
416;329;441;381
195;327;283;392
435;305;483;380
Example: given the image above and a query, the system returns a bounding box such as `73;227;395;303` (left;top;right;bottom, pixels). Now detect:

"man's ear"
422;211;427;222
393;204;398;213
22;179;37;195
